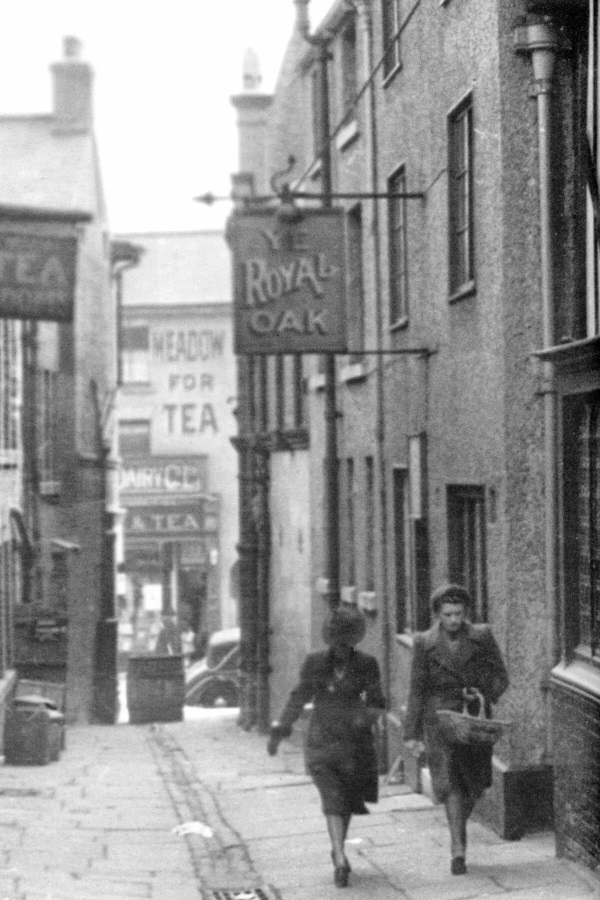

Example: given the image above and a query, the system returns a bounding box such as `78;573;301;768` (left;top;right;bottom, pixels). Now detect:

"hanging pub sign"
228;207;347;354
0;232;78;321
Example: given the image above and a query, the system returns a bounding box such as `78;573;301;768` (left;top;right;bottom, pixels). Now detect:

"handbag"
436;688;512;746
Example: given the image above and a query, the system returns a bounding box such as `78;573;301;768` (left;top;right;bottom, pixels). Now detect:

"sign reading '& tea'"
230;208;347;354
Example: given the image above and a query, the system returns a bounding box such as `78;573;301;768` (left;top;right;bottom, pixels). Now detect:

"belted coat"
278;648;386;815
403;621;509;803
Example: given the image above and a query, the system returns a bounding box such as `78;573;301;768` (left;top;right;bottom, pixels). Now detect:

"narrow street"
0;708;598;900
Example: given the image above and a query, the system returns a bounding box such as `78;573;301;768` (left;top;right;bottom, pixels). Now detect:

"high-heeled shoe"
451;855;467;875
334;864;350;887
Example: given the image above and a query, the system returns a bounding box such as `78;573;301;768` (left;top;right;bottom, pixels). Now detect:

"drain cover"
202;889;279;900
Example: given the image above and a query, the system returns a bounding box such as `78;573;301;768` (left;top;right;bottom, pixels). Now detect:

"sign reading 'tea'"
0;232;78;322
229;208;347;354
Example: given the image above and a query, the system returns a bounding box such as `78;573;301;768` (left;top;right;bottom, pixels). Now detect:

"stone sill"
336;120;359;152
308;373;326;392
340;361;367;383
551;658;600;700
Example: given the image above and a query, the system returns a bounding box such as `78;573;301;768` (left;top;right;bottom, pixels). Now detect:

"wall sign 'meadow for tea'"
0;232;78;322
229;207;347;355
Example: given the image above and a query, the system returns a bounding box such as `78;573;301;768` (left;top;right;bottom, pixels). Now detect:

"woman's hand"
266;722;291;756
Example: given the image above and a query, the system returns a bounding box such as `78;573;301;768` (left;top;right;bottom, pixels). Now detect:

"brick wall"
552;677;600;869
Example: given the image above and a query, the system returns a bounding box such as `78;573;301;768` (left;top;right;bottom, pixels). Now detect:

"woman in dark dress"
403;584;509;876
267;605;385;888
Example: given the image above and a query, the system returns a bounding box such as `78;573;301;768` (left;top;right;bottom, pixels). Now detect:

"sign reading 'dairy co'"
230;208;347;354
0;232;78;321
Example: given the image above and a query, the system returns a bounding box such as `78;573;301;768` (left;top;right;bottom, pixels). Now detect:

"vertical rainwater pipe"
358;0;392;766
295;0;340;611
515;18;560;752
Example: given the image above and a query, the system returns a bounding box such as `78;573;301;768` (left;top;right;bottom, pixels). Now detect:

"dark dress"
403;621;509;805
278;648;386;816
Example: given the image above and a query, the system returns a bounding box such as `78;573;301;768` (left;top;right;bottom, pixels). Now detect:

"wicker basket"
436;689;511;746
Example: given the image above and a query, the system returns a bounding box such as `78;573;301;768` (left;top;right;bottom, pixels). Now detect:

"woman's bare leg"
326;814;347;868
444;791;466;859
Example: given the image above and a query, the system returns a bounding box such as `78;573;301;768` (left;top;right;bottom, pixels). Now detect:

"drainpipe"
514;17;560;750
357;0;391;768
295;0;340;612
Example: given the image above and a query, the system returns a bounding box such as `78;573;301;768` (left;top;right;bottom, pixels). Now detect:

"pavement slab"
0;708;597;900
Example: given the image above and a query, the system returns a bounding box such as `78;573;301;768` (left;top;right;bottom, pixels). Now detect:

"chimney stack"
294;0;311;39
51;36;94;133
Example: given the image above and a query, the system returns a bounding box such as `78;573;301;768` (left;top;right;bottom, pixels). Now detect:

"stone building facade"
0;37;118;724
231;0;599;868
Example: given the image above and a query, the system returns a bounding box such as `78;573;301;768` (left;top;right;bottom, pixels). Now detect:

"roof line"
0;203;92;224
113;229;226;238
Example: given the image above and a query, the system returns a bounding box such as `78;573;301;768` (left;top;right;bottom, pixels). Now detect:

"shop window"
121;325;150;384
118;420;151;457
382;0;402;81
563;391;600;658
447;485;488;622
388;166;409;327
586;3;600;336
448;94;475;299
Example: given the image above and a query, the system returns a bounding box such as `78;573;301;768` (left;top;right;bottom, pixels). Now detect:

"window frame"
448;93;475;301
446;484;488;622
121;324;150;386
388;165;410;328
382;0;402;83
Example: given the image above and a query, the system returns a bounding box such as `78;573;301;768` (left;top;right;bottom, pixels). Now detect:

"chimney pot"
63;35;82;59
51;36;94;133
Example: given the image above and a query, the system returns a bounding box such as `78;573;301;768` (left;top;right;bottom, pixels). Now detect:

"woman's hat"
322;605;367;646
430;583;473;615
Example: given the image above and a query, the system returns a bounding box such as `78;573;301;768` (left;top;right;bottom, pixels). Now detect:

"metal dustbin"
4;696;65;765
127;655;184;724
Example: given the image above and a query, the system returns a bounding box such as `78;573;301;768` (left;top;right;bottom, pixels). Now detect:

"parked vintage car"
185;626;240;707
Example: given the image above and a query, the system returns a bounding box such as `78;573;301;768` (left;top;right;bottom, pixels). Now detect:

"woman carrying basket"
403;584;509;876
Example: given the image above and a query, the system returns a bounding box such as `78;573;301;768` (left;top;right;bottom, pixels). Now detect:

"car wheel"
196;681;238;708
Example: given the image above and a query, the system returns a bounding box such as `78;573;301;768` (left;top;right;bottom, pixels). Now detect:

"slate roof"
0;115;102;216
115;231;231;307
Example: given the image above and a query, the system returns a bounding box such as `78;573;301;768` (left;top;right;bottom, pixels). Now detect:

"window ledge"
308;158;323;182
390;315;409;333
336;120;359;152
396;631;416;650
358;590;377;612
341;586;357;605
309;373;326;392
340;361;367;383
40;480;61;500
449;280;476;304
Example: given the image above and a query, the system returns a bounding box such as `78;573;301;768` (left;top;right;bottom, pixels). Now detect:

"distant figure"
403;584;509;876
267;605;385;888
155;616;181;655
